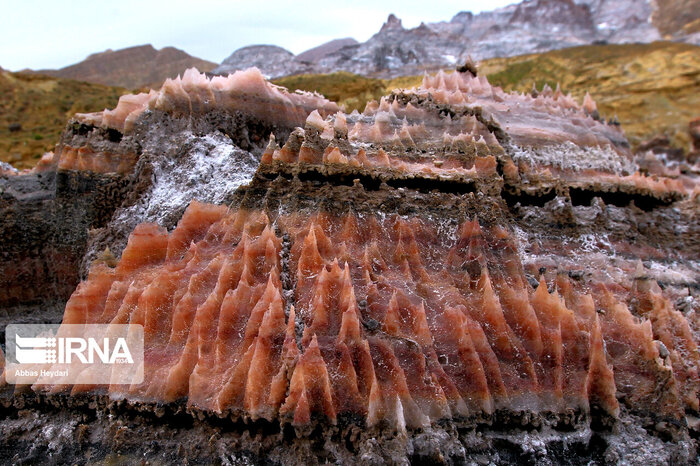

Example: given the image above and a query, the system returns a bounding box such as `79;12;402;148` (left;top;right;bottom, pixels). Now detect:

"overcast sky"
0;0;515;71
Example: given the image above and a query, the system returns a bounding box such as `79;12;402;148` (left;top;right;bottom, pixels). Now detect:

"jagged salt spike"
436;70;447;90
305;110;326;131
324;147;348;164
363;100;379;116
399;123;414;147
379;96;391;113
334;112;347;134
421;71;432;89
582;92;598;114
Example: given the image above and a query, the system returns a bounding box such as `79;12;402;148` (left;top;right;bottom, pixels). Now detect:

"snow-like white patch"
82;129;260;271
511;141;636;175
0;161;18;174
113;131;257;229
646;260;700;286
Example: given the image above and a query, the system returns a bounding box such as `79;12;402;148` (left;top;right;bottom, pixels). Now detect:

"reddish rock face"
21;200;697;430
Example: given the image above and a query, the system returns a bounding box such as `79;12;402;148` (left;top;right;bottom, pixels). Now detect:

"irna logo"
5;323;144;385
14;334;133;365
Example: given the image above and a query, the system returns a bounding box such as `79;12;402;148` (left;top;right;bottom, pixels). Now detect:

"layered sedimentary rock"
260;105;502;188
1;66;698;463
54;67;338;174
260;68;688;204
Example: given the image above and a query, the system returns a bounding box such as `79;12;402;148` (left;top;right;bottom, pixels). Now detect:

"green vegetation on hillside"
480;42;700;150
0;71;125;169
274;72;387;113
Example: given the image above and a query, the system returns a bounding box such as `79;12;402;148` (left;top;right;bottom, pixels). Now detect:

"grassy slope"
276;42;700;151
480;42;700;150
0;71;125;169
2;41;698;169
274;72;388;113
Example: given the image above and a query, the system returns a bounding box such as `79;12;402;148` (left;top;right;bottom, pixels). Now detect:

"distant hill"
295;38;359;63
0;70;124;169
36;44;216;89
213;45;309;79
213;40;361;78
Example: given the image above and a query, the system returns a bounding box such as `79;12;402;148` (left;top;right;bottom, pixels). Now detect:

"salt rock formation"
0;68;336;313
260;67;687;204
87;67;338;133
2;65;699;462
260;103;502;186
32;198;698;431
50;67;338;174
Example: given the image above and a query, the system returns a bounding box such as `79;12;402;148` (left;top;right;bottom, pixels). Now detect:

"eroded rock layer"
53;68;338;175
258;69;689;205
1;66;699;463
16;197;697;433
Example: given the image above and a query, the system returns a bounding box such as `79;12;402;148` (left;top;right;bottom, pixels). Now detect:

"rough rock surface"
0;67;698;463
0;68;336;325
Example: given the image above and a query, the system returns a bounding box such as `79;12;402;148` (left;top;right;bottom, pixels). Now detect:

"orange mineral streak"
56;145;139;174
593;285;685;419
39;203;696;427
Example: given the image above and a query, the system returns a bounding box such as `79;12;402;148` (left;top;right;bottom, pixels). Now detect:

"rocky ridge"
215;0;700;79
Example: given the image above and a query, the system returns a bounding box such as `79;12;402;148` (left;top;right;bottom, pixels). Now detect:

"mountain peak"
380;14;404;32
